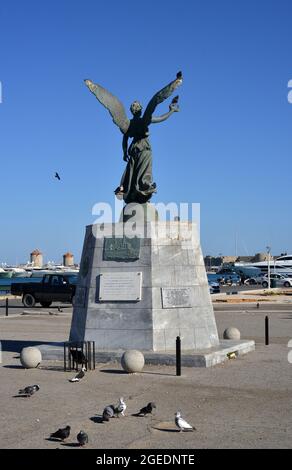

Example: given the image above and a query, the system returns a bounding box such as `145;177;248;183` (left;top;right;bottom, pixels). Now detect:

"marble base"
38;340;255;368
69;221;219;352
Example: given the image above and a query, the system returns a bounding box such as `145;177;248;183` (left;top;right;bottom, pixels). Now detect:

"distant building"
30;249;43;267
63;252;74;267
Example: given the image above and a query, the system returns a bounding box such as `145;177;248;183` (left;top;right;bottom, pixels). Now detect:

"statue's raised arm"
84;80;130;134
142;71;183;126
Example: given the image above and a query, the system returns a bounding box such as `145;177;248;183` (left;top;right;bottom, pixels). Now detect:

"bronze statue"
85;72;183;204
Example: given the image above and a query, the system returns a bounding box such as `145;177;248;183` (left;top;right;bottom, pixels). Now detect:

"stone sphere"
223;327;241;340
121;350;145;373
20;347;42;369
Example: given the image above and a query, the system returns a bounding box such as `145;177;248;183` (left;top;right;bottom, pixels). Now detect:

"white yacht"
235;254;292;276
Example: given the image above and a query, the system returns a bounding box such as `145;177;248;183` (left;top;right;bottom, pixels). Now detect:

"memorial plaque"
162;287;192;308
99;272;142;301
103;236;140;261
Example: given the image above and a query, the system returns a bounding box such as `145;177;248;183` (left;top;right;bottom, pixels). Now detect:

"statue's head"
130;101;142;116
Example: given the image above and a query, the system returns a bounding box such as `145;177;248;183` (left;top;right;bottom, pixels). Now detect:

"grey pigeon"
175;411;194;432
50;425;71;441
102;405;115;422
132;402;156;417
77;430;88;447
18;384;40;397
69;366;86;382
114;397;127;417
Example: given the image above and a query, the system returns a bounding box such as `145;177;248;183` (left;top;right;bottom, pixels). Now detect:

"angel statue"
84;71;183;205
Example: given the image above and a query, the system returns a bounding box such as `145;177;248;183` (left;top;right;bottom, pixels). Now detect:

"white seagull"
69;366;86;382
175;411;194;432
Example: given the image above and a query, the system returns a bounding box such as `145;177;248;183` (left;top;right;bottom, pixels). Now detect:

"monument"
68;72;254;366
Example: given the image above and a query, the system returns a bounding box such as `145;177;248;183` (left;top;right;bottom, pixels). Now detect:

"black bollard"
265;315;269;345
176;336;181;376
5;298;8;316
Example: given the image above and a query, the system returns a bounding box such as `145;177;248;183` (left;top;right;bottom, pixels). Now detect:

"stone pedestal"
69;221;219;352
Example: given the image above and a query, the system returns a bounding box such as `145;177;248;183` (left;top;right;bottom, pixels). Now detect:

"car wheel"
249;279;256;285
284;281;291;288
40;301;52;308
262;281;268;288
23;293;36;308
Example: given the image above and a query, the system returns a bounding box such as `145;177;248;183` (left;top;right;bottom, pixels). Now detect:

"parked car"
11;273;77;307
209;281;220;294
262;273;292;288
244;275;264;285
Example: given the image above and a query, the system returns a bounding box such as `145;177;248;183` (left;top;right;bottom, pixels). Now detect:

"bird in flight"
55;172;61;180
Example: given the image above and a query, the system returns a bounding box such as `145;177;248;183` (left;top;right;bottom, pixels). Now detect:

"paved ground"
0;303;291;449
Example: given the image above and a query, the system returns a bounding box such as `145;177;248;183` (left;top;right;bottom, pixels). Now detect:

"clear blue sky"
1;0;292;264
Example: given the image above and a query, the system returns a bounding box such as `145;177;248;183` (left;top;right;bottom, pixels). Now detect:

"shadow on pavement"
61;442;81;448
99;369;128;375
3;365;25;369
0;339;64;353
89;415;104;424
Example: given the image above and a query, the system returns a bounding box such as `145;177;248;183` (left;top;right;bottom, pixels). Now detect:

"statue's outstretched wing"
85;80;130;134
143;71;183;125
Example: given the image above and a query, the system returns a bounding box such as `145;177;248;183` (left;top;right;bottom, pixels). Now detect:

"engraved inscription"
103;236;140;261
99;272;142;301
162;287;192;308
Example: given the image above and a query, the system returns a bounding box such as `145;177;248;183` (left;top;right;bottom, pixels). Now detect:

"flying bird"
50;425;71;441
77;430;88;447
132;402;156;417
114;397;127;417
175;411;195;432
102;405;115;422
18;384;40;397
54;172;61;180
69;366;86;382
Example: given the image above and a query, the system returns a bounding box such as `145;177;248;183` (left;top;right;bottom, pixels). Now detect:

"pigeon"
55;172;61;180
175;411;194;432
114;397;127;417
77;430;88;447
69;366;86;382
18;384;40;397
69;348;87;365
102;405;115;422
132;402;156;417
50;425;71;441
